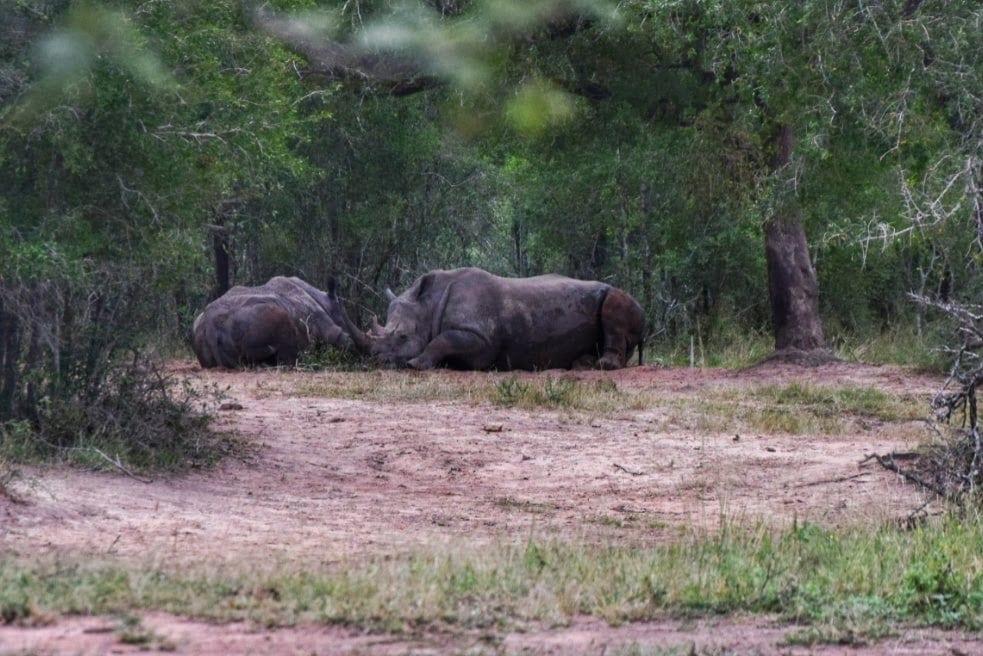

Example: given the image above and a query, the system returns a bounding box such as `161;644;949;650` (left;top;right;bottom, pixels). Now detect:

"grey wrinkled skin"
365;267;644;371
192;276;355;368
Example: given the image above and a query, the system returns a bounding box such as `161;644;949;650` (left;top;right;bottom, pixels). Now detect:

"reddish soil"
2;361;971;654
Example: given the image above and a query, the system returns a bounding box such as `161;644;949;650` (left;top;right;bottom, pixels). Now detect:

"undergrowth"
0;356;229;473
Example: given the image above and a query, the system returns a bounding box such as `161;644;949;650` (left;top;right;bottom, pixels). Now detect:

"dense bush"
0;262;220;470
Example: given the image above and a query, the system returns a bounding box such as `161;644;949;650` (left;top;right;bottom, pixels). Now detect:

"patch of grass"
751;384;923;422
297;345;371;372
834;323;950;372
489;376;655;414
299;372;644;415
297;370;487;404
592;514;627;528
491;376;529;406
660;328;774;369
492;376;578;408
116;614;175;649
296;371;926;437
5;518;983;637
494;497;558;514
686;383;927;436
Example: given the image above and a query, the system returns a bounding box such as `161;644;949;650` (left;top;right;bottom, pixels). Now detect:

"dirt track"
1;361;959;654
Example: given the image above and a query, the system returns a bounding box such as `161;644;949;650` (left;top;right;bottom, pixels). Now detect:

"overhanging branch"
253;4;610;100
252;6;441;94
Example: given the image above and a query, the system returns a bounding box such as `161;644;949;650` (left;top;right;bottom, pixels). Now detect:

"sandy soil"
2;361;970;654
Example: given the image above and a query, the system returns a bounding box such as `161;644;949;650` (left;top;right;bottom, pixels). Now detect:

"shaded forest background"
0;0;980;463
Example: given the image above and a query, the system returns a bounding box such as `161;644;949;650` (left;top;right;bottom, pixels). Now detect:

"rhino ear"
416;273;435;299
385;288;397;303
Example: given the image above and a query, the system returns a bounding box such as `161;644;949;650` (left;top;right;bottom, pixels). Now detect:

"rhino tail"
192;313;210;367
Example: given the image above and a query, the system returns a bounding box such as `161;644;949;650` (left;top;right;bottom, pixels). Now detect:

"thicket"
0;0;980;468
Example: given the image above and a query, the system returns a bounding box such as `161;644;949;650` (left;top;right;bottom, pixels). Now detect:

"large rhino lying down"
348;267;644;371
193;276;355;368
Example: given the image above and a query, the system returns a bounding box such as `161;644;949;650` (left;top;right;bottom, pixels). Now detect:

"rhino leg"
598;289;644;370
407;330;494;370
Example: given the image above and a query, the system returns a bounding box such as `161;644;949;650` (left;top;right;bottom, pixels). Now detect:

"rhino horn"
370;315;385;336
385;288;397;303
335;302;373;354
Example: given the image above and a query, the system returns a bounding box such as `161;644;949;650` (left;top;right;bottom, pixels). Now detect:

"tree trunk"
0;305;21;421
211;218;231;299
211;200;240;299
764;124;826;354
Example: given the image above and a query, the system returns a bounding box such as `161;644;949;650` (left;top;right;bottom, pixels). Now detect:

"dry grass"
293;372;925;437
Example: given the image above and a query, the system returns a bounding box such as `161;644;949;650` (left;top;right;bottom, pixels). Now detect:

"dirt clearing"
1;361;961;653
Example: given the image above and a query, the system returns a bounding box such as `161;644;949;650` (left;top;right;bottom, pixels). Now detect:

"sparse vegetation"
4;518;983;635
116;614;175;650
294;371;926;437
494;497;558;514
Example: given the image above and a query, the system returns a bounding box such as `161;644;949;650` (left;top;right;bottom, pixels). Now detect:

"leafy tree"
256;0;980;358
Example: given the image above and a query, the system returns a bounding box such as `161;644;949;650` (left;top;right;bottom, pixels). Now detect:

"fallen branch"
91;447;154;484
861;452;948;500
793;471;869;488
613;463;644;476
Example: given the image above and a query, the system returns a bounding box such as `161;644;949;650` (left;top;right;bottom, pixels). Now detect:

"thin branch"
90;447;154;484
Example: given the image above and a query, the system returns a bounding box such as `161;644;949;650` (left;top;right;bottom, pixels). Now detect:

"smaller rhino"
192;276;355;368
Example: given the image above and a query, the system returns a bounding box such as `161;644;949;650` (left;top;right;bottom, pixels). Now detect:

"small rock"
483;424;504;433
219;402;244;411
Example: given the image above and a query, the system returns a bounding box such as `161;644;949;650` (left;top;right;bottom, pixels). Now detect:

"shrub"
0;265;222;471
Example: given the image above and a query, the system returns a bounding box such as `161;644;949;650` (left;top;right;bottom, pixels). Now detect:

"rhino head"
366;286;432;367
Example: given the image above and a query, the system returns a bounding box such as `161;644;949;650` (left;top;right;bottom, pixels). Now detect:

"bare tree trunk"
512;220;528;277
0;305;21;421
212;220;231;299
764;124;827;356
211;199;242;299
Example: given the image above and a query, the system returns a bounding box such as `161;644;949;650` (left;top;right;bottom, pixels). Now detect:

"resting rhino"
346;267;644;371
192;276;355;368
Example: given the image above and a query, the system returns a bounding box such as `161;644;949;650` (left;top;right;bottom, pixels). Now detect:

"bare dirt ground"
3;361;975;655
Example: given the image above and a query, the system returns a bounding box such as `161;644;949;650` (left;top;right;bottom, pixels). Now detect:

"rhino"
345;267;644;371
192;276;356;368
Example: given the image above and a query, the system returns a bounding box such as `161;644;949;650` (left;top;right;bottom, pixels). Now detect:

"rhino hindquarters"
598;288;644;370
